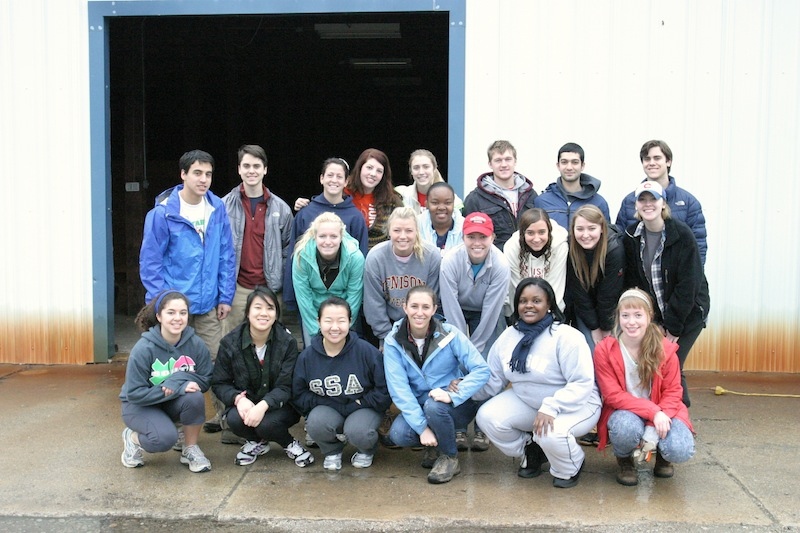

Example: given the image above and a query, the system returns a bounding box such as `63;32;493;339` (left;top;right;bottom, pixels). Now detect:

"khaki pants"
222;283;254;336
190;308;225;424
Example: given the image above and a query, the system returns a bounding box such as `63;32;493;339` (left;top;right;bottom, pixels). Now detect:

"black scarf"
509;314;554;373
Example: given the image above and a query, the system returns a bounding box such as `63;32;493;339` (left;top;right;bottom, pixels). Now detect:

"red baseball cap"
463;212;494;236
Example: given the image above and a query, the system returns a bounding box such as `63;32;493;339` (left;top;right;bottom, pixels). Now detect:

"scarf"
509;313;554;373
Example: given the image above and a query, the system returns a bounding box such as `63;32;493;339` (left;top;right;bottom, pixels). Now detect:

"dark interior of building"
108;12;449;314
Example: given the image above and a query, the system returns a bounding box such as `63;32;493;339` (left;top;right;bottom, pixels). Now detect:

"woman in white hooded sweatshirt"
475;278;601;489
503;208;568;316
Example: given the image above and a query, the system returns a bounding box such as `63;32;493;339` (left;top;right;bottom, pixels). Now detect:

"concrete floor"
0;362;798;532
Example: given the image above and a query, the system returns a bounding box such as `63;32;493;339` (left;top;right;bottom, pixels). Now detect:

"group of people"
121;139;709;488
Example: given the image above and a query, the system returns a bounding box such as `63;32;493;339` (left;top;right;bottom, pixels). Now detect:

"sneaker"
235;440;270;466
552;460;583;489
323;453;343;471
221;429;247;446
420;447;439;469
455;431;468;451
471;431;490;452
577;431;599;447
427;455;460;484
518;439;545;478
351;452;374;468
285;439;315;467
121;428;144;468
203;414;222;433
180;444;212;473
304;423;318;448
172;428;185;452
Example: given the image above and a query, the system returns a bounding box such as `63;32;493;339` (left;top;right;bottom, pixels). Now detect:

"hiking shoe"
121;428;144;468
235;440;270;466
428;455;460;484
203;414;222;433
221;429;247;446
616;455;638;486
323;453;342;471
518;439;545;478
577;431;599;447
180;444;211;473
471;431;490;451
420;447;439;469
654;451;674;478
285;439;315;467
172;428;185;452
455;431;468;451
351;452;374;468
553;461;583;489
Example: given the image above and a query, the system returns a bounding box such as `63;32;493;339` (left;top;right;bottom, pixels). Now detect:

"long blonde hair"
614;289;664;386
568;205;609;290
293;212;346;265
387;206;425;261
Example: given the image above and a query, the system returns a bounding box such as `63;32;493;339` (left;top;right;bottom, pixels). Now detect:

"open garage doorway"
89;1;466;359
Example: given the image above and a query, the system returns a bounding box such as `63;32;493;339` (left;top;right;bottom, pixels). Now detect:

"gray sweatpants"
305;405;382;457
121;391;205;453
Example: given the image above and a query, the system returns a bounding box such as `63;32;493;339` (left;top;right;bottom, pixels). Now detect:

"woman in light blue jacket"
383;285;489;484
292;212;365;347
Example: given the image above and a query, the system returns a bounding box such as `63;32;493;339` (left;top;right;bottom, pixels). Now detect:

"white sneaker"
121;427;144;468
235;440;270;466
284;439;315;467
180;444;212;473
351;452;374;468
323;453;342;471
172;428;185;452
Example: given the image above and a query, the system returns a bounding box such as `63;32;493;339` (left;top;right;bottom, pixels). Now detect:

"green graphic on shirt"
150;358;176;386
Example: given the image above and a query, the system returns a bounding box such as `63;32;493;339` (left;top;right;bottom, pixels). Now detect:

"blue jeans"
607;409;695;463
389;398;479;456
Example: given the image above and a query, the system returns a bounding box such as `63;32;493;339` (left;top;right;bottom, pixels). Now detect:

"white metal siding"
464;0;800;371
0;0;93;363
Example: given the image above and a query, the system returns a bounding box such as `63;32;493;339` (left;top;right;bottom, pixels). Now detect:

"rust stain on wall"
685;323;800;373
0;316;94;364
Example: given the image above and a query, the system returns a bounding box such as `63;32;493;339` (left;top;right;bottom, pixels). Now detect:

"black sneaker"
553;461;584;488
577;431;599;447
518;439;545;478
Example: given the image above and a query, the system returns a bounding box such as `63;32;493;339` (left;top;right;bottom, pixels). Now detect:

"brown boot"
654;451;674;478
616;456;638;486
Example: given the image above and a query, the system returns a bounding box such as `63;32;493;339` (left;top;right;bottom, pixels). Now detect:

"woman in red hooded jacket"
594;288;695;486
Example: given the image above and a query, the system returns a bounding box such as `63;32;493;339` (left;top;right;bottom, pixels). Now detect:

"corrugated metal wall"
464;0;800;372
0;0;798;371
0;0;94;364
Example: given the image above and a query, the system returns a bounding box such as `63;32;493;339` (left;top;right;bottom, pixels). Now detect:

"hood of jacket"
308;330;360;358
543;173;602;201
476;171;534;196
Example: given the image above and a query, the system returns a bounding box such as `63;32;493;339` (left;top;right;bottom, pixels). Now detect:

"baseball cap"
463;212;494;236
634;181;663;201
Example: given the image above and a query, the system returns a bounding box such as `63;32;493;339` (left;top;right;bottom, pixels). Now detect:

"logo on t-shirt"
149;355;197;385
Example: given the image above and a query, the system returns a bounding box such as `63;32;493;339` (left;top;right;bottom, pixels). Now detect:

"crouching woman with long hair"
594;288;695;486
